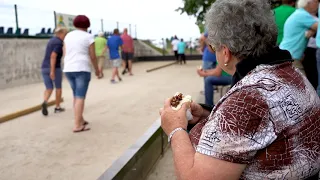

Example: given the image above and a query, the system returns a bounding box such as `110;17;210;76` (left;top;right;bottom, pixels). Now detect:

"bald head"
123;28;128;34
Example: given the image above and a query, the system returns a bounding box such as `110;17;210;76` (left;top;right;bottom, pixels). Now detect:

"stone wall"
0;38;161;89
0;38;47;89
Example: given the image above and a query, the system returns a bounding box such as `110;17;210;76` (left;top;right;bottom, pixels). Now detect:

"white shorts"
111;59;121;68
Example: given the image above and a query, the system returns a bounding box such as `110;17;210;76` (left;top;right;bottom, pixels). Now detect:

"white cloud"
0;0;200;41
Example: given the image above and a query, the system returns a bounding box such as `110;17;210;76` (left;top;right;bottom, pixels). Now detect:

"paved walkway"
0;61;204;180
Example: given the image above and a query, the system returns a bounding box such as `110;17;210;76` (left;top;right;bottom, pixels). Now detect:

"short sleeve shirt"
189;62;320;179
177;41;186;54
107;35;123;60
280;8;317;60
203;46;217;63
41;36;63;69
171;39;179;51
63;30;95;72
274;5;296;45
94;37;107;56
120;34;134;53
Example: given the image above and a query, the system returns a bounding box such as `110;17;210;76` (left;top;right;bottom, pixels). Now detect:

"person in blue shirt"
201;32;217;69
41;27;68;116
280;0;318;75
107;29;123;83
177;38;187;64
199;32;217;94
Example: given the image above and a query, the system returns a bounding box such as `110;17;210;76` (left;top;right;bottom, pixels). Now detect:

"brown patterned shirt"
189;62;320;179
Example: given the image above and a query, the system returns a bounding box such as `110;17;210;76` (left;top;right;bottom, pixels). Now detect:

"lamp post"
162;38;165;56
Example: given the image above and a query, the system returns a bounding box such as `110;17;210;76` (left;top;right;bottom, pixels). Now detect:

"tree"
177;0;281;33
176;0;216;33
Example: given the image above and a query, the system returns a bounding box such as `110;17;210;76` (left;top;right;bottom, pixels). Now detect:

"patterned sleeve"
196;89;277;164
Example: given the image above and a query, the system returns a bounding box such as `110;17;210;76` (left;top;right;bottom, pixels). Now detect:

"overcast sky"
0;0;200;41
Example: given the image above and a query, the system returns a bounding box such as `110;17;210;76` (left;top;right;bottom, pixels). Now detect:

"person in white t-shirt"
63;15;101;133
171;35;180;61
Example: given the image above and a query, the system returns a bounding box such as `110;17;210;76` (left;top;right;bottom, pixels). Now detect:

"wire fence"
0;4;137;38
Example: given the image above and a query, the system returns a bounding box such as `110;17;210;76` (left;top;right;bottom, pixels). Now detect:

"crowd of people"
195;0;320;107
40;15;135;132
160;0;319;179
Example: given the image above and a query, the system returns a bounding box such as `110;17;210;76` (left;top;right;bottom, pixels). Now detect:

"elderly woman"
63;15;100;133
41;27;68;116
160;0;320;179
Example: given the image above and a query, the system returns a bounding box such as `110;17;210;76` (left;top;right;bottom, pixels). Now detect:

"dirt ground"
0;61;204;180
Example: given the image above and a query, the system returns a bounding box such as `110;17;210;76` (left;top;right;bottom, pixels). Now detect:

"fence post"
101;19;104;32
135;25;137;39
162;38;165;56
53;11;57;29
14;4;19;32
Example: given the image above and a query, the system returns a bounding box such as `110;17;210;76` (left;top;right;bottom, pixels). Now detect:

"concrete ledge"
98;119;168;180
0;98;64;124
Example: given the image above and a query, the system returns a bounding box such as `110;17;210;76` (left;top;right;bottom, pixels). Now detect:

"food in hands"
170;92;193;121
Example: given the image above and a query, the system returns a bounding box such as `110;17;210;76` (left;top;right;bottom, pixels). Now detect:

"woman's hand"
50;71;55;80
95;69;101;78
197;69;206;77
189;102;211;125
160;98;191;135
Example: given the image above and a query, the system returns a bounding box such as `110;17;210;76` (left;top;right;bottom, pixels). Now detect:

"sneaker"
110;80;116;84
54;107;65;113
119;77;122;82
42;102;48;116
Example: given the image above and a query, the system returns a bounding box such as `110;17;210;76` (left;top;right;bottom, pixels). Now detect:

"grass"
142;40;169;55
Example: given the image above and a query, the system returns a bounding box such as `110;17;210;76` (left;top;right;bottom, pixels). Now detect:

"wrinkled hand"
197;69;206;77
188;102;210;125
160;98;191;135
50;72;55;80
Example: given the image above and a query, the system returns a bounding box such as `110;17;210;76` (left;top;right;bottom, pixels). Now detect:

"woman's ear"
222;46;232;65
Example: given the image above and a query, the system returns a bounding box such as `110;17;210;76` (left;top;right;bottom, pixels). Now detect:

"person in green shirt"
94;32;107;78
197;61;232;106
274;0;296;45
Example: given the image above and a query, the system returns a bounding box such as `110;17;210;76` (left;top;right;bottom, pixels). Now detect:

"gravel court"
0;60;203;180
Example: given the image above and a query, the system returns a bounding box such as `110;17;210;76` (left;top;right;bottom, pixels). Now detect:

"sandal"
83;121;89;126
73;125;90;133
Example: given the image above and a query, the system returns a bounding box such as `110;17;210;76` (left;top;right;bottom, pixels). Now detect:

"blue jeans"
65;72;91;99
316;49;320;96
41;68;63;89
205;76;232;106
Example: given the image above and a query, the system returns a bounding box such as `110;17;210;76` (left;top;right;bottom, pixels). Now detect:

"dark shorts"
65;72;91;99
121;52;134;61
42;68;63;89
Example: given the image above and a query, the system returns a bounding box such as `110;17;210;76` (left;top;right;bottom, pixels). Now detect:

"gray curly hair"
205;0;277;60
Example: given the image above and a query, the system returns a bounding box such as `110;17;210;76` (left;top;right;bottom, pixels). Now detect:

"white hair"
297;0;313;8
205;0;277;60
98;31;104;37
54;27;67;35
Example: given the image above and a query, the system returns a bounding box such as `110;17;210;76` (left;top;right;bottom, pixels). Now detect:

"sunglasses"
208;44;216;53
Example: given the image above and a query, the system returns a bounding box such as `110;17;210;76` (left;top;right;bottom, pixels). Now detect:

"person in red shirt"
121;28;134;75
